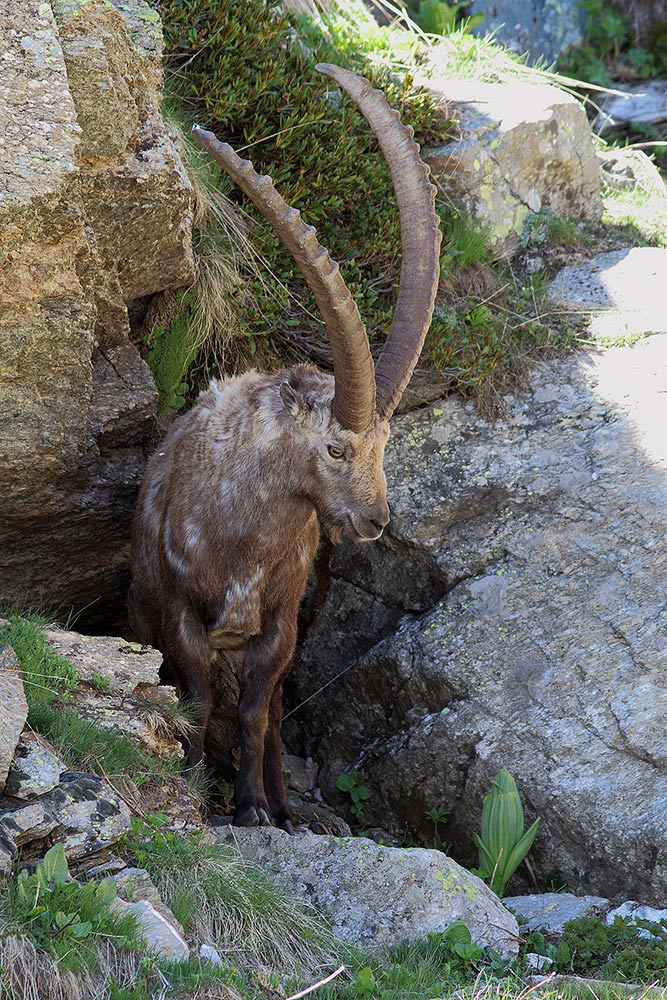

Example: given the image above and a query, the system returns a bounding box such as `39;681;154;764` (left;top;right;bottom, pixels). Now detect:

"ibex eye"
327;444;344;459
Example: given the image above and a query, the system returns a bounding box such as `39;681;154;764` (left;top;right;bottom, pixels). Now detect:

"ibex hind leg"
161;604;213;772
234;612;296;829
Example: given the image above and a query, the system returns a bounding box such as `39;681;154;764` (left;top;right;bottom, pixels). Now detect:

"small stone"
607;901;667;938
111;897;190;961
4;733;67;799
504;893;611;936
199;943;223;966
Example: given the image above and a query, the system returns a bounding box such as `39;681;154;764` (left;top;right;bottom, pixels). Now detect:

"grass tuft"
122;818;337;976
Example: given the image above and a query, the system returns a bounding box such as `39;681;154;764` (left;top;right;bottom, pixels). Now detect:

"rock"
607;901;667;937
114;867;187;937
44;628;163;697
0;772;132;873
504;893;611;935
215;826;518;956
468;0;587;65
421;78;602;255
4;734;67;800
0;648;28;795
0;0;194;626
289;334;667;901
199;943;224;966
41;628;184;759
282;753;318;794
112;897;190;961
550;247;667;341
55;0;194;304
596;80;667;131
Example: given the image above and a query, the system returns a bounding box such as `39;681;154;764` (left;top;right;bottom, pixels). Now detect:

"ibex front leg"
235;608;297;829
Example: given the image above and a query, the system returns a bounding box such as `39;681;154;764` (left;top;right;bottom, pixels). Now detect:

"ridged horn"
316;63;442;421
191;126;376;433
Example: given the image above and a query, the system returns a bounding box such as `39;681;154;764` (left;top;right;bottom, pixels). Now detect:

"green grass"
121;817;337;975
0;615;179;786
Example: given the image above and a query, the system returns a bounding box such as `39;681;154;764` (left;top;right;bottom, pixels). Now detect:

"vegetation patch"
121;815;336;975
0;616;178;786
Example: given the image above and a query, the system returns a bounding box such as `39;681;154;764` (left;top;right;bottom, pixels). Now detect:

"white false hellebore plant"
474;768;540;898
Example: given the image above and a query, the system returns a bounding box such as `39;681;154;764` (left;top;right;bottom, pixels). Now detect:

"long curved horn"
191;127;375;433
316;64;442;421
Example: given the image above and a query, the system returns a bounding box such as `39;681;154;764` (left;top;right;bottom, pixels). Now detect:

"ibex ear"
279;380;305;420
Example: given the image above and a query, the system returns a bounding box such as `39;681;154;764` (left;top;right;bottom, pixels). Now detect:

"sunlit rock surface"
422;78;602;254
289;334;667;902
0;0;193;626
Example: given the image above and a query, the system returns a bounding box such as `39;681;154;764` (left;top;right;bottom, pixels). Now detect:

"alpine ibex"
129;63;441;830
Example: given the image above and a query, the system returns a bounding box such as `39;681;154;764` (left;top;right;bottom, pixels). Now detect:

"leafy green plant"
336;771;371;825
425;806;449;851
473;769;540;897
443;921;484;964
7;844;140;974
558;0;657;85
526;913;667;984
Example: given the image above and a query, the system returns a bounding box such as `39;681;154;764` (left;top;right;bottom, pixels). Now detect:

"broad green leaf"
42;843;68;884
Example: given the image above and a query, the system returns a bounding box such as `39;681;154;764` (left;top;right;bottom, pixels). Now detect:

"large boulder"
288;333;667;903
0;0;194;627
422;77;602;255
215;825;518;956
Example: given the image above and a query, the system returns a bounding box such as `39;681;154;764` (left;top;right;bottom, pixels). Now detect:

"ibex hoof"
234;804;271;828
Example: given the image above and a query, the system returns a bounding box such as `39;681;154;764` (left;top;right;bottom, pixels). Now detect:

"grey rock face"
0;0;193;624
111;897;190;961
42;628;185;759
504;893;611;936
290;333;667;902
0;772;132;874
0;648;28;795
421;78;602;255
468;1;587;65
215;826;519;956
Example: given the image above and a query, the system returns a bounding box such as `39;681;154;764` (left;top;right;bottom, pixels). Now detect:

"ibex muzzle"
129;64;441;830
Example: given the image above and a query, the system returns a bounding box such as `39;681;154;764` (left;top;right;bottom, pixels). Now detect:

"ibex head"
277;364;390;543
193;63;441;544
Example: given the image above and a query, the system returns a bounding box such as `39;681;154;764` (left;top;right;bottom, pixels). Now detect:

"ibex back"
129;64;441;829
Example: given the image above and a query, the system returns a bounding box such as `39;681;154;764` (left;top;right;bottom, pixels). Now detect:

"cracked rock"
291;334;667;903
0;772;132;873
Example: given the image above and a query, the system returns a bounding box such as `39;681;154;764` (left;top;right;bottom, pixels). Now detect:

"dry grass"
0;935;142;1000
